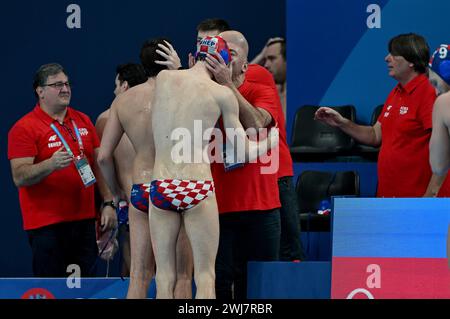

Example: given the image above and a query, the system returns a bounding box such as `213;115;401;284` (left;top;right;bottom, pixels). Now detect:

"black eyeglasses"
44;81;71;90
59;122;77;142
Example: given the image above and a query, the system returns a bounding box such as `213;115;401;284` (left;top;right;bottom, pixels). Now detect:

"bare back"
112;79;156;183
151;67;229;180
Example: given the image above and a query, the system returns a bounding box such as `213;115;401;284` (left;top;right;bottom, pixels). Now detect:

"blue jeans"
215;209;280;299
278;176;306;261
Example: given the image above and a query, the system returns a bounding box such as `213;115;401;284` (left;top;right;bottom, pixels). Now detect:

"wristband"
102;200;116;209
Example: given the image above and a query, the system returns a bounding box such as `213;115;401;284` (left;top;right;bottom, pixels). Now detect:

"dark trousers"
278;176;306;261
215;209;280;299
27;219;98;277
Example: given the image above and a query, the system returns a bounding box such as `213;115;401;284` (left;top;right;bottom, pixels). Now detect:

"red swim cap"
195;36;232;65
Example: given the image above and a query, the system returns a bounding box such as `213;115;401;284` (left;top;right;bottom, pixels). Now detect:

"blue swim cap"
429;44;450;86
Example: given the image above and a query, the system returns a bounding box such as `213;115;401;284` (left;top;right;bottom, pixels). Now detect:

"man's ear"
122;81;129;91
36;87;44;99
242;61;249;74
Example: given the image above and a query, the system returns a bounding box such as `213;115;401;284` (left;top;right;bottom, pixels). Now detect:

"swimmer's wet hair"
140;37;172;78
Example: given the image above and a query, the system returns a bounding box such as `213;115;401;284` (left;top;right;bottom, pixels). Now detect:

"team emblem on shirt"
384;105;392;117
48;141;62;148
399;106;408;115
48;134;62;148
79;128;88;136
46;126;89;149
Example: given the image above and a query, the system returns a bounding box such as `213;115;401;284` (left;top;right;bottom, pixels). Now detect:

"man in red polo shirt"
204;30;285;299
8;63;116;277
245;64;305;262
315;33;445;198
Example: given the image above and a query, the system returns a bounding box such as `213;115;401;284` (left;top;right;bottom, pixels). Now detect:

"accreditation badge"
222;143;244;172
74;154;96;187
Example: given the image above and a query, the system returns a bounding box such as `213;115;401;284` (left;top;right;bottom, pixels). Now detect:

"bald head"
219;31;249;60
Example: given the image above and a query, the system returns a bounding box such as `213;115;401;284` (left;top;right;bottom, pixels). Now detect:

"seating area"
296;170;360;260
291;104;376;261
290;105;382;162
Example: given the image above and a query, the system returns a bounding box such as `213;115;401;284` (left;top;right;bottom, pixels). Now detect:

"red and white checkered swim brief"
150;179;215;213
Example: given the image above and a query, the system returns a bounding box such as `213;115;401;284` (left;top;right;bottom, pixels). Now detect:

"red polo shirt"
8;105;100;230
211;65;282;213
377;74;436;197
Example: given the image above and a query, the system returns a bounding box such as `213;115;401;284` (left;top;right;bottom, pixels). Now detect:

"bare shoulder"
435;92;450;113
111;81;152;110
155;69;174;83
157;69;172;78
96;110;109;122
95;110;110;137
216;85;237;111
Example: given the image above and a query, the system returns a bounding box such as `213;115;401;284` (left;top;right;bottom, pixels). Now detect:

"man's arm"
10;147;72;187
430;95;450;176
314;107;382;147
95;110;109;140
422;174;446;197
205;53;273;130
219;89;278;163
97;102;127;203
249;37;285;65
427;95;450;198
227;84;273;130
93;147;117;231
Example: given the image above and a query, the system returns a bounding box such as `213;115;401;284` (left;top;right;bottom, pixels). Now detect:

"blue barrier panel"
300;232;331;261
247;262;331;299
331;198;450;299
0;278;156;299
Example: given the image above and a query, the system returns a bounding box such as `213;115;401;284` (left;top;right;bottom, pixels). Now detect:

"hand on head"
155;40;182;70
251;37;285;65
266;37;285;46
188;53;195;69
204;52;233;86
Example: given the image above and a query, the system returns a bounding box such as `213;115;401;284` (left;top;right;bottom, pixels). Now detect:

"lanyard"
71;120;85;153
50;119;85;157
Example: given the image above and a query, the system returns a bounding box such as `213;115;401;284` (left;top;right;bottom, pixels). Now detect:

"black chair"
354;104;383;160
290;105;356;161
296;170;360;232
